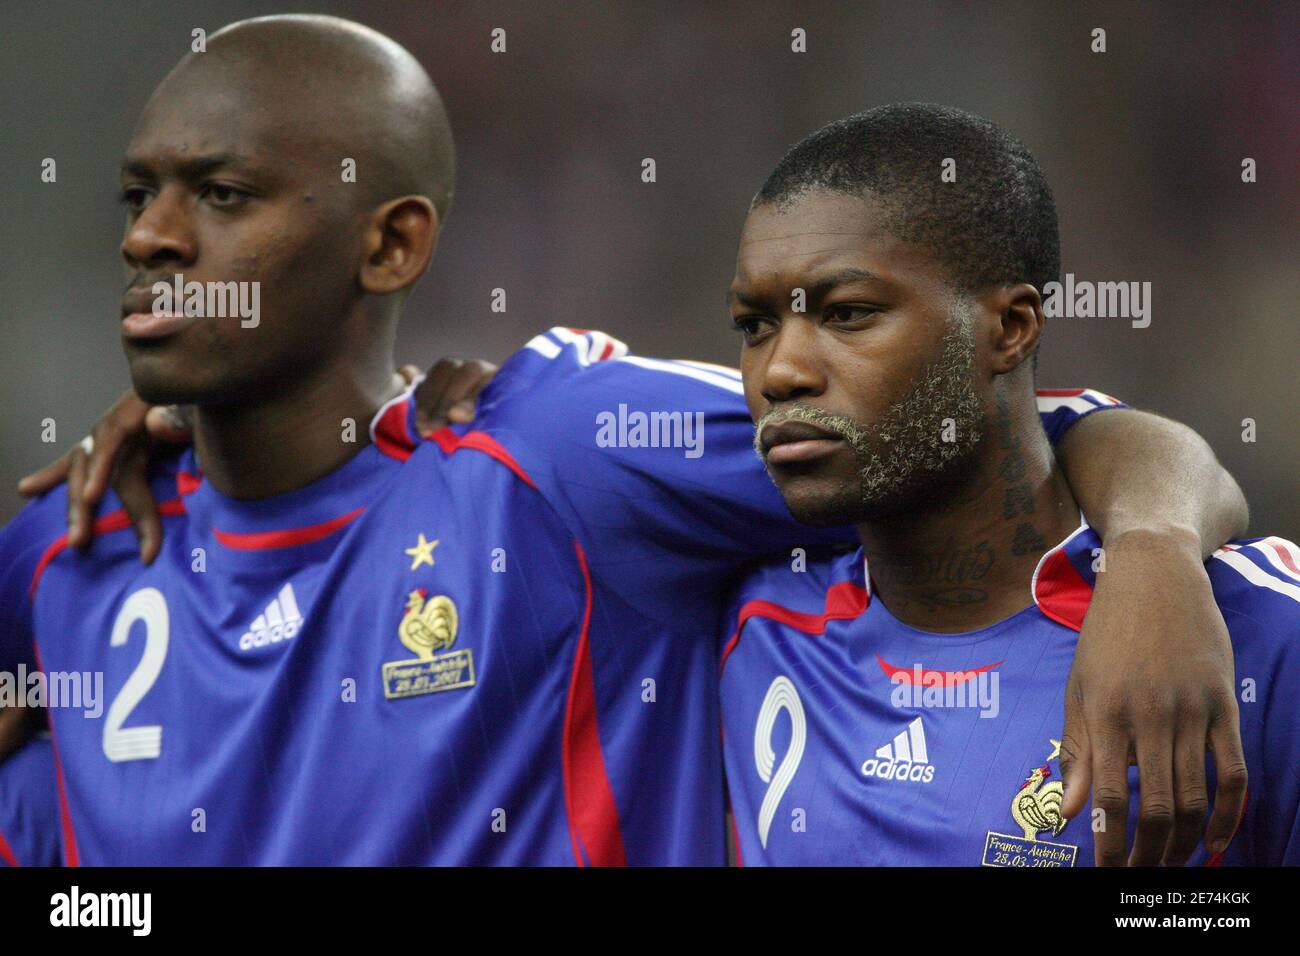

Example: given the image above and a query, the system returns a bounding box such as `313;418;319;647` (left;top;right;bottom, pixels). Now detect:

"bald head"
118;16;453;407
144;14;455;218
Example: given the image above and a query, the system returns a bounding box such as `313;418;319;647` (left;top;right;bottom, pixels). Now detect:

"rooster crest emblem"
1011;765;1066;840
982;739;1077;866
398;589;459;660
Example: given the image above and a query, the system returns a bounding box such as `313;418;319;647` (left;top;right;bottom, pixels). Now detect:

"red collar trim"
720;580;870;672
211;506;365;551
1030;521;1097;632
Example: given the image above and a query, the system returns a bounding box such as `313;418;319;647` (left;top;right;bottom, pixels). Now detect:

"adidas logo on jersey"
238;584;304;651
860;717;935;783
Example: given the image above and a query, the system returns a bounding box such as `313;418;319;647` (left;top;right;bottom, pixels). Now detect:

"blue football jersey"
0;329;835;865
0;735;60;866
0;327;1121;865
721;524;1300;866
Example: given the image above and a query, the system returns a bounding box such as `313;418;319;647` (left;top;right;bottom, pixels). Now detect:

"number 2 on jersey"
103;587;169;762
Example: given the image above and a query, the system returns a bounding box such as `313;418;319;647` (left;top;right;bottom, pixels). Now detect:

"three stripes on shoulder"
524;327;743;394
1214;537;1300;605
521;331;1297;606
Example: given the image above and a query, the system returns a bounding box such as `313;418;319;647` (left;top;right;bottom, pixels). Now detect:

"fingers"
66;445;92;549
1204;711;1248;858
82;389;154;514
413;358;500;434
1162;725;1211;866
69;389;162;557
116;445;163;565
17;449;74;498
1059;680;1092;820
144;405;194;444
397;364;422;386
447;401;477;425
1091;729;1132;867
81;427;117;508
439;360;494;426
448;361;497;424
413;358;461;435
1127;737;1175;866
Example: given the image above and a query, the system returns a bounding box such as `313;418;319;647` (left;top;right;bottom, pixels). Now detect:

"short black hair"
755;104;1060;296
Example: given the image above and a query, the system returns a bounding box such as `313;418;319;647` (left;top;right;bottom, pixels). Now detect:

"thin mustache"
756;405;850;439
754;406;857;463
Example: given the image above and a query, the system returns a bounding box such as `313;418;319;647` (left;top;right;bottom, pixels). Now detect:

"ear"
984;283;1044;375
358;196;439;295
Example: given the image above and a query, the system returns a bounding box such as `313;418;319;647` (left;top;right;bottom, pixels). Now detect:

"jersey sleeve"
460;328;850;618
0;736;61;867
0;501;62;868
1207;536;1300;865
1035;388;1127;446
450;328;1127;619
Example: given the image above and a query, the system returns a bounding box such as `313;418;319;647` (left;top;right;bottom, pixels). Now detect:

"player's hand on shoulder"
14;360;499;561
17;389;192;565
1059;528;1246;867
407;357;498;436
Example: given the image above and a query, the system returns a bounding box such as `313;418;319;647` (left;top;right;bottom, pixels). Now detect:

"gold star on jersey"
404;533;438;570
982;738;1079;867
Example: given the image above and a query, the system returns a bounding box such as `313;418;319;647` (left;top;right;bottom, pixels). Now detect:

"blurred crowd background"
1;1;1295;536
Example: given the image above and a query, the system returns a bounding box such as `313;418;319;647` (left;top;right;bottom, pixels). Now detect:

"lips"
760;418;846;465
121;311;193;339
120;283;193;340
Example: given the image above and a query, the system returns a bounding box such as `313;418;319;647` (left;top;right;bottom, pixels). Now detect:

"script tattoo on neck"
872;539;995;608
996;392;1046;556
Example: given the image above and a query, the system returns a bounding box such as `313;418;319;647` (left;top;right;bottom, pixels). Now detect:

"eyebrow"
120;152;251;180
804;267;885;297
726;287;764;309
728;266;886;308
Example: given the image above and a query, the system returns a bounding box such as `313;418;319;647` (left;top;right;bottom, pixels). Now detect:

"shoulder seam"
28;499;185;601
720;580;869;673
425;427;538;490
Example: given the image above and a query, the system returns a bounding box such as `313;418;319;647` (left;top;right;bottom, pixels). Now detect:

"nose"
759;317;828;406
121;186;197;270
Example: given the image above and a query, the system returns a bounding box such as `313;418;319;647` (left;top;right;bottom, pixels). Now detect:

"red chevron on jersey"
876;656;1002;685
